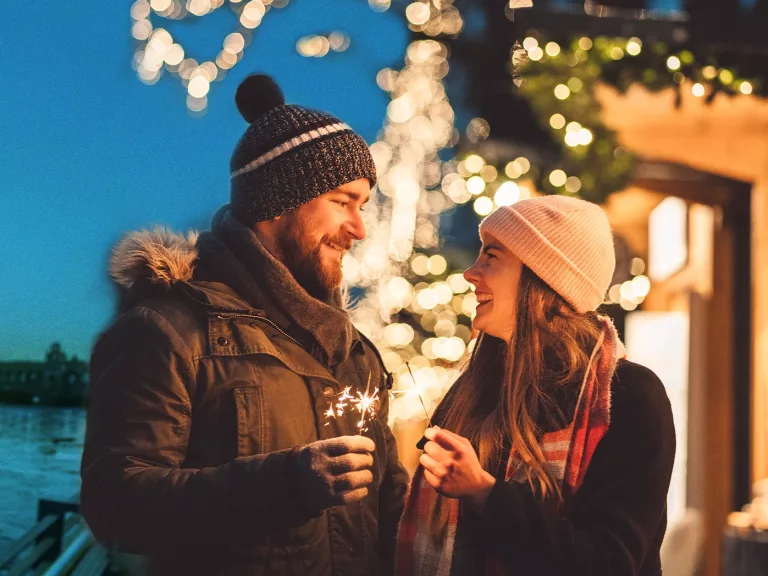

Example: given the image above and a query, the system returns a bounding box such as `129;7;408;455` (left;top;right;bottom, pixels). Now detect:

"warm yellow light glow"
216;50;237;69
554;84;570;100
515;157;530;174
150;0;172;11
224;32;245;53
328;32;350;52
427;255;447;275
666;56;681;71
405;2;430;25
608;284;621;303
164;43;184;65
481;165;498;182
461;293;478;317
186;94;207;112
188;75;210;98
386;276;410;301
387;94;416;123
565;176;582;193
411;254;429;276
494;181;520;206
522;37;538;51
369;0;391;12
463;154;485;173
545;42;561;57
691;83;705;97
549;169;567;187
473;196;494;216
466;176;486;195
740;81;753;95
505;161;521;179
631;275;651;298
527;46;543;61
132;19;153;41
626;38;642;56
719;69;734;84
567;77;583;92
578;37;592;50
578;128;593;145
131;0;151;20
566;121;582;133
417;288;439;310
240;1;265;28
630;257;645;276
447;273;470;294
550;113;566;129
702;66;717;80
187;0;212;16
609;46;624;60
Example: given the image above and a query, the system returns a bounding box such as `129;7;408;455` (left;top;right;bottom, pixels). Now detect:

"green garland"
497;34;766;204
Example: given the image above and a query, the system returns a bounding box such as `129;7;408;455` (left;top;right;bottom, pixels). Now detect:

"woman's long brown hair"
427;265;603;540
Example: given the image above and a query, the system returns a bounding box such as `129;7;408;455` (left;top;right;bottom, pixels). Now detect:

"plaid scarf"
395;316;625;576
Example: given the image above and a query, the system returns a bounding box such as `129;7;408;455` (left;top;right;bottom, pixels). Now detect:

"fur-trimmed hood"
108;216;359;363
110;227;200;289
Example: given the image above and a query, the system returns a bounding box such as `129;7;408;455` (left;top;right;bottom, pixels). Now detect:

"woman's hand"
419;427;496;511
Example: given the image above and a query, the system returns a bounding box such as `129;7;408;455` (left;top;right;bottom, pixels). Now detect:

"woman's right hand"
419;427;496;509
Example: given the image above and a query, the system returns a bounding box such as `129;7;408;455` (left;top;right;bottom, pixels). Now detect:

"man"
80;74;409;576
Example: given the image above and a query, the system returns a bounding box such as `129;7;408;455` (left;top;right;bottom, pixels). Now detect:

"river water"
0;405;85;554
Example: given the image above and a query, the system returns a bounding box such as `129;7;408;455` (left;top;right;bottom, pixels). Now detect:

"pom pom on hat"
235;74;285;123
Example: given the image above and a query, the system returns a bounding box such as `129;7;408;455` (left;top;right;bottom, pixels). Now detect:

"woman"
396;195;675;576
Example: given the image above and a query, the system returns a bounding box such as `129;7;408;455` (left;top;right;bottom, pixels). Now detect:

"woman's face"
463;231;523;343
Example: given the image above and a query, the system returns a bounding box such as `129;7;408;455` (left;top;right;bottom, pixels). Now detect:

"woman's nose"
464;263;480;288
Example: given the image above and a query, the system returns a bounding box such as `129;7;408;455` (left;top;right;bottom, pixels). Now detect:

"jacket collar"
107;214;363;363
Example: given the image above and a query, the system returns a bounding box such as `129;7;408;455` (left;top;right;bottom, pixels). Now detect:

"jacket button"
217;336;229;346
323;386;335;398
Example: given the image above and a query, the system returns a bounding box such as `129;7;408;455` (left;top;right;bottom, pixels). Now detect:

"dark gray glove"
294;435;376;512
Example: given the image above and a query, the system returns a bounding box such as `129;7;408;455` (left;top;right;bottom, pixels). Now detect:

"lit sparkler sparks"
324;374;381;434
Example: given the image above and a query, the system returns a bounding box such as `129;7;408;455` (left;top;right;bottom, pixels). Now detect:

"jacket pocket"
234;387;265;457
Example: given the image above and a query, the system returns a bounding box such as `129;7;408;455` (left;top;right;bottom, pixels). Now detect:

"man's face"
275;178;370;300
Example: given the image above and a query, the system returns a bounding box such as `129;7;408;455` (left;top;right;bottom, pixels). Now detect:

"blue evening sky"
0;1;407;362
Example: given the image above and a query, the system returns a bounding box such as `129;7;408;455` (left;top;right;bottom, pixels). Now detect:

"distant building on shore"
0;343;88;406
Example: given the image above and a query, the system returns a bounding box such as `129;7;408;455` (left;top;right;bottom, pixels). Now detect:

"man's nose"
346;210;366;241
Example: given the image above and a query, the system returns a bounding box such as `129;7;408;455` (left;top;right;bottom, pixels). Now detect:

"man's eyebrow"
336;190;371;204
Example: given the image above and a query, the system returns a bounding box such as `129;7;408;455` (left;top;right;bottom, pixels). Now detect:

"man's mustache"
321;234;354;252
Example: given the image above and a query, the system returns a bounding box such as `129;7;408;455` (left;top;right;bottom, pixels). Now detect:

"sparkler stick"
404;362;431;450
405;362;430;421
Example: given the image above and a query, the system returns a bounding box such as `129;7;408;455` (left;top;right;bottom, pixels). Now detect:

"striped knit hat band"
230;75;377;225
479;195;616;313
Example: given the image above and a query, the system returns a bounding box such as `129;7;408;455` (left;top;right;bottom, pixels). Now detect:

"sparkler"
324;373;381;434
403;362;431;450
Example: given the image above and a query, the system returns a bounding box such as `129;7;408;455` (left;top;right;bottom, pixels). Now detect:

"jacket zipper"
214;313;303;348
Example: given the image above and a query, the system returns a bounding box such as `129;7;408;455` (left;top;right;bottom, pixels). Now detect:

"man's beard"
276;217;352;302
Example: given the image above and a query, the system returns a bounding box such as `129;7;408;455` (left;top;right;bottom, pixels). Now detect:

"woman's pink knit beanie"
479;195;615;313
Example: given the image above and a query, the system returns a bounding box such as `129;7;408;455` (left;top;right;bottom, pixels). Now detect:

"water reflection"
0;405;85;553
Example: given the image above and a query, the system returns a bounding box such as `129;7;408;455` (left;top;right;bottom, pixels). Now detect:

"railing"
0;499;109;576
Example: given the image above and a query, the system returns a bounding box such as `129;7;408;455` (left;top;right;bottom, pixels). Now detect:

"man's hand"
419;427;496;511
295;435;376;511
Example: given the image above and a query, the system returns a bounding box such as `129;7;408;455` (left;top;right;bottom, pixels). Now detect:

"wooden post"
751;170;768;487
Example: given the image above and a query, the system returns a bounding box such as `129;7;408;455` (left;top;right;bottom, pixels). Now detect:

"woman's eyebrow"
481;242;504;254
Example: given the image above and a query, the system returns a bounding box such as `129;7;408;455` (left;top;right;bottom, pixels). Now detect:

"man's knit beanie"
479;195;615;313
230;74;377;225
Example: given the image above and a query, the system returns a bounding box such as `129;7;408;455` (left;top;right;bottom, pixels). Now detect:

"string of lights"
130;0;289;112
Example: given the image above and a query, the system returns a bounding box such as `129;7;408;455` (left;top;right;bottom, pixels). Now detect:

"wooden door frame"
631;161;752;576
